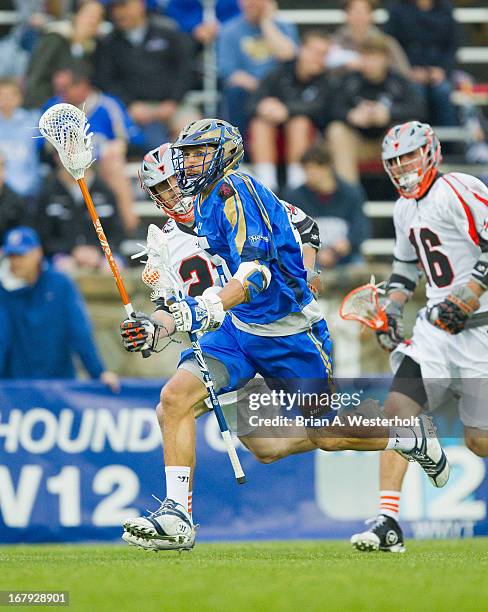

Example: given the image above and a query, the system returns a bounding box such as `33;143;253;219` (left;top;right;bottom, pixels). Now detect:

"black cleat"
351;514;406;553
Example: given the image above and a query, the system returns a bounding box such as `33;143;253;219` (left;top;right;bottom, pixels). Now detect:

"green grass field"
1;540;487;612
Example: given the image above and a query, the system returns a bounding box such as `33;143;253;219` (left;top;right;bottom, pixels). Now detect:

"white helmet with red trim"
382;121;441;199
139;143;194;223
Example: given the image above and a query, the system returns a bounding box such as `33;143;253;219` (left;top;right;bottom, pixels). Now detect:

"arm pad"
233;261;272;302
471;251;488;290
385;258;421;297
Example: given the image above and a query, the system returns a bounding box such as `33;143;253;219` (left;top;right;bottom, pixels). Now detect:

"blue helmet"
171;118;244;195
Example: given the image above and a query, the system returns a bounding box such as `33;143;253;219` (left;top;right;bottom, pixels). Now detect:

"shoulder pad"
162;218;176;234
218;182;236;201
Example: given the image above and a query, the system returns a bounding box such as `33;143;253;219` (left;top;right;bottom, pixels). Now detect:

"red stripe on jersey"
442;177;479;245
450;174;488;206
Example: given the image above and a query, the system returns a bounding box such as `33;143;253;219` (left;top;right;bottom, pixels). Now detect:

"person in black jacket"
283;142;369;267
34;162;125;273
326;33;426;185
385;0;458;126
248;30;332;192
0;153;25;242
94;0;193;150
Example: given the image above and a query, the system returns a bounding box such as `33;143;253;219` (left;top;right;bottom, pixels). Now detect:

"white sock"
386;427;415;452
379;490;401;520
286;162;306;189
165;466;191;511
254;162;278;191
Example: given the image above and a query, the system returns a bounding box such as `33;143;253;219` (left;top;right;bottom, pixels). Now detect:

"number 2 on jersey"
179;255;215;297
409;227;454;288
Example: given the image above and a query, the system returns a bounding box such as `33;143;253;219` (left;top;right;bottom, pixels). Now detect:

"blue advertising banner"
0;380;486;543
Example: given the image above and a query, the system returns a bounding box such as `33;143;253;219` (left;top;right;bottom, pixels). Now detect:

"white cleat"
123;497;196;551
122;530;194;552
402;414;450;488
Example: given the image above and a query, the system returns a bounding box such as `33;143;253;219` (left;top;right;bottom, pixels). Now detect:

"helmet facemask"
382;123;441;199
144;175;194;223
172;119;244;196
138;143;194;223
173;144;223;196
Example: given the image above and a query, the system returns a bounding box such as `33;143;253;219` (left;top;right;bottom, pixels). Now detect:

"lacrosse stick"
38;103;150;358
141;225;246;484
340;275;488;332
339;276;388;331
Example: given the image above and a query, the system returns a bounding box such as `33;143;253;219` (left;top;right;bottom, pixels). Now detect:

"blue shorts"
178;316;333;395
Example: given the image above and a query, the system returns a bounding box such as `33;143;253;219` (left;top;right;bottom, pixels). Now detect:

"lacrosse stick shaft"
189;332;246;484
77;178;151;358
163;262;246;483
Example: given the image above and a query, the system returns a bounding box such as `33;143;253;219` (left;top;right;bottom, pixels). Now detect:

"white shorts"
391;309;488;430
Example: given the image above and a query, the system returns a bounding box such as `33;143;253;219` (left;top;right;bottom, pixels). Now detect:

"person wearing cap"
0;226;119;390
326;33;426;185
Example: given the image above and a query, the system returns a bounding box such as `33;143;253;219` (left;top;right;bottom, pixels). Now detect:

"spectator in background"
34;161;124;272
44;67;142;233
385;0;458;125
0;153;25;241
24;1;104;109
0;79;41;199
0;0;29;80
330;0;411;77
326;34;425;185
95;0;193;150
0;226;119;390
217;0;298;137
249;30;332;191
154;0;240;46
284;143;369;268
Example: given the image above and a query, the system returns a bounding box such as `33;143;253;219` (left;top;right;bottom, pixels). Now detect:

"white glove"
168;288;225;333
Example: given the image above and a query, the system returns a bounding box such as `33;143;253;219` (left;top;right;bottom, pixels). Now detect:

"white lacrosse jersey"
160;218;223;298
393;172;488;311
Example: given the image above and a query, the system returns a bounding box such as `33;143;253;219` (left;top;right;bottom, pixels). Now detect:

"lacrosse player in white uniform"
120;143;321;550
351;121;488;553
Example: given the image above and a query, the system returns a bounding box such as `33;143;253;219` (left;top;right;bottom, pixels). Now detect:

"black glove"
120;312;156;353
427;285;480;334
376;299;405;352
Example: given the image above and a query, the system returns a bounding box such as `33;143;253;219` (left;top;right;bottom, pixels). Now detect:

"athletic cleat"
402;414;450;487
123;497;196;551
122;530;194;552
351;514;406;553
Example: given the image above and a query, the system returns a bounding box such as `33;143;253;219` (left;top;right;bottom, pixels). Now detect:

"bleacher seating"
1;3;487;261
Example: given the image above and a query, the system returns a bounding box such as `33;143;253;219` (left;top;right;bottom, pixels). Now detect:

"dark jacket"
94;20;193;104
0;185;25;242
284;178;369;262
329;68;426;138
385;0;457;74
34;172;124;258
25;30;99;108
0;262;105;379
251;60;332;128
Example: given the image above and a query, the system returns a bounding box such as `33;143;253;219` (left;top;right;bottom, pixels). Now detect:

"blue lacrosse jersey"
194;171;313;325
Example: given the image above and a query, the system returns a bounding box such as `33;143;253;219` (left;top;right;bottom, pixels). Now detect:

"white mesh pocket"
39;104;93;180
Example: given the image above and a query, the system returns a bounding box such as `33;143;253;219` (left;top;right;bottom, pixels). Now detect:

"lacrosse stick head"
38;103;93;180
139;224;184;302
339;278;388;331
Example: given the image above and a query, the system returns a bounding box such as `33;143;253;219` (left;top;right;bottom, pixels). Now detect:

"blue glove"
168;289;225;333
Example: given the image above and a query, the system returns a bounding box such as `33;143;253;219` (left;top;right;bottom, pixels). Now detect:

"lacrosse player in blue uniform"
122;119;449;551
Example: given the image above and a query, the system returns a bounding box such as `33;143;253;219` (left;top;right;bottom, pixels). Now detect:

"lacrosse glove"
120;312;159;353
426;285;480;334
376;299;405;352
